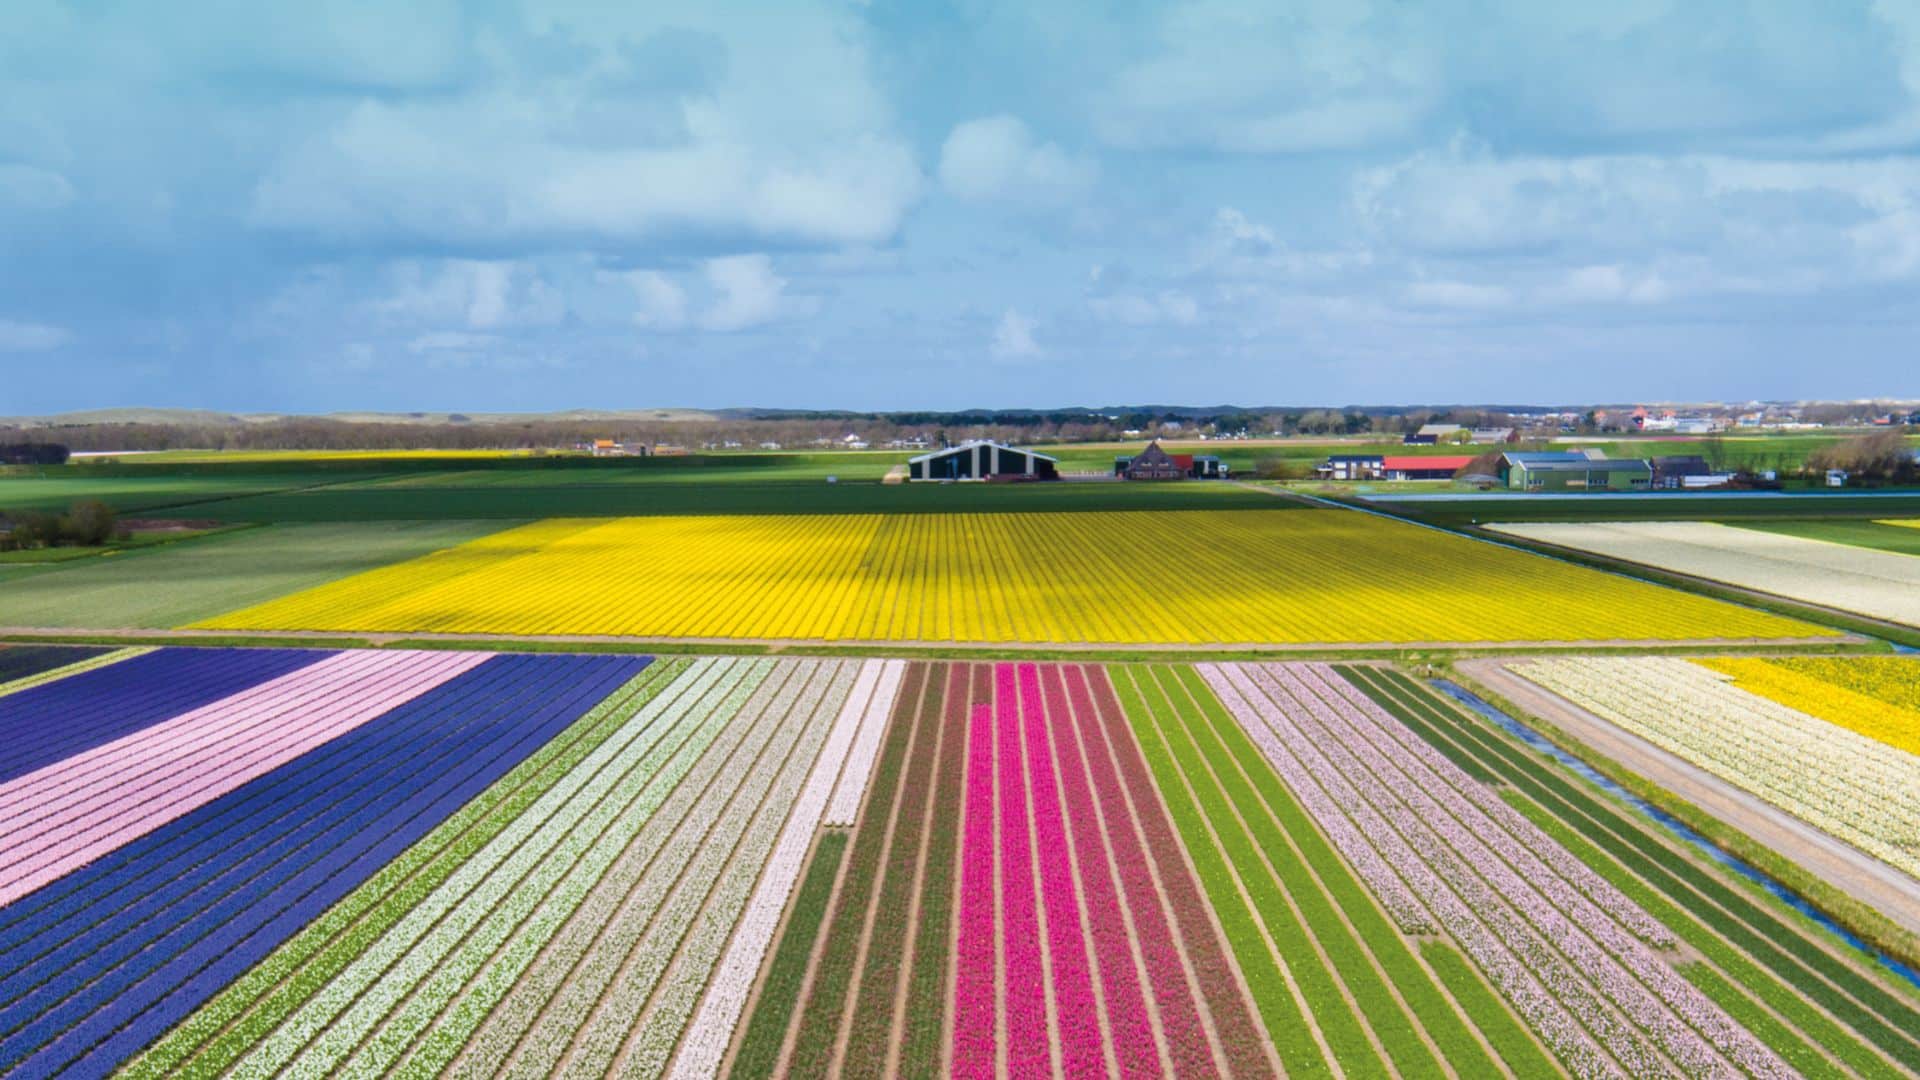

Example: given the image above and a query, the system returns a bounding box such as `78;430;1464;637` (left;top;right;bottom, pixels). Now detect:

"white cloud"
0;319;72;351
376;260;564;329
991;308;1041;359
0;165;74;211
613;270;689;330
699;254;812;332
938;116;1096;206
244;7;924;250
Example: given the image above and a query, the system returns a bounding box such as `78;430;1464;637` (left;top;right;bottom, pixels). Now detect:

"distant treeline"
0;442;70;465
0;407;1544;454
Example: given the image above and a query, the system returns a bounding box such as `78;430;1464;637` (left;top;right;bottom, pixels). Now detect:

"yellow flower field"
1696;657;1920;758
1879;519;1920;531
195;510;1833;645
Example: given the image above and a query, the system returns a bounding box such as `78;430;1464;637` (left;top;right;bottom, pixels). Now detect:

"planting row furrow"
353;658;827;1079
1300;667;1774;1076
1203;663;1611;1077
0;651;651;1080
1087;666;1271;1079
1017;662;1104;1076
602;661;859;1077
1346;664;1920;1076
497;658;820;1078
669;660;902;1080
452;657;789;1078
891;662;970;1078
122;657;686;1080
823;660;906;827
222;655;746;1078
837;662;942;1079
0;650;488;905
1219;662;1788;1080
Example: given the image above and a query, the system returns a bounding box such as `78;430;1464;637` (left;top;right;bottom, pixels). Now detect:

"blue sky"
3;1;1919;414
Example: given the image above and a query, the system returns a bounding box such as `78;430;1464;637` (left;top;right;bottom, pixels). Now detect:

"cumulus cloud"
938;116;1096;206
376;260;565;329
990;308;1040;359
0;319;73;351
699;254;813;332
613;270;689;330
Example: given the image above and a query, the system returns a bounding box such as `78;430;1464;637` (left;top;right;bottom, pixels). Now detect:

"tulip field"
1511;656;1920;882
9;644;1920;1078
1696;656;1920;758
191;511;1828;645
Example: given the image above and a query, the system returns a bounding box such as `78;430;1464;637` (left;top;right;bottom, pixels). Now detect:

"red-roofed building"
1381;455;1476;481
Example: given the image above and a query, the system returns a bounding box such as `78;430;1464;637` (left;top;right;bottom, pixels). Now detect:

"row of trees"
0;500;119;551
0;443;69;465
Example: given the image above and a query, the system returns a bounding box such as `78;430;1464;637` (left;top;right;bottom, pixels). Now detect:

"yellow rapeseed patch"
1696;657;1920;758
196;510;1832;645
1878;519;1920;531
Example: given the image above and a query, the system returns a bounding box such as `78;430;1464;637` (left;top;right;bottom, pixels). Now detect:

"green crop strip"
1415;940;1563;1079
1346;665;1920;1076
782;663;926;1077
729;830;851;1079
842;665;945;1078
1133;666;1396;1077
121;658;693;1079
1109;666;1330;1076
1158;665;1484;1077
1499;789;1855;1080
897;664;969;1077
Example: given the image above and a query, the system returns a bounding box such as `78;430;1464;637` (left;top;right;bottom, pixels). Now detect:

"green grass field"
0;520;499;628
1381;493;1920;526
1734;519;1920;557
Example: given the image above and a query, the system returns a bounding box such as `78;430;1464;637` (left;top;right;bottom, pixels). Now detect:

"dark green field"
1377;493;1920;527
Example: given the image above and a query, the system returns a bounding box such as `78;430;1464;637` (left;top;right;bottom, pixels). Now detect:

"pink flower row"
1203;662;1789;1080
0;650;487;905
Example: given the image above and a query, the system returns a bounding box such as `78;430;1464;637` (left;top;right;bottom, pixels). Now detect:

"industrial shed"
1382;455;1475;481
1500;451;1651;491
907;440;1058;481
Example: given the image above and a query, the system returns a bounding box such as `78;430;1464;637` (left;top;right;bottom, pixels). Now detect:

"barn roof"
1382;455;1475;471
907;440;1057;465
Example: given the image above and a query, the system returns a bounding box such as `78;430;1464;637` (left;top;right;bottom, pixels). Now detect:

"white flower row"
1488;520;1920;628
548;661;844;1078
229;656;746;1078
630;662;862;1078
823;659;907;826
339;657;799;1078
445;658;819;1078
1514;656;1920;882
667;660;882;1080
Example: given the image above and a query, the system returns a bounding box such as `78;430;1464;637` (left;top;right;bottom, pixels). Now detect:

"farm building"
1500;451;1651;491
1114;440;1227;480
907;440;1058;481
1316;454;1475;481
1318;454;1383;480
1384;455;1475;481
1403;425;1514;445
1651;455;1713;488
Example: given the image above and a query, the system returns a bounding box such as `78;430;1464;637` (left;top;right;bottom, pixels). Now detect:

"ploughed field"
5;644;1918;1078
193;511;1828;645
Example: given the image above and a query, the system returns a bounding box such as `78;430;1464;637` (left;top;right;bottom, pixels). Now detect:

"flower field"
193;511;1827;645
1490;520;1920;628
1511;657;1920;881
8;646;1920;1078
1696;657;1920;758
